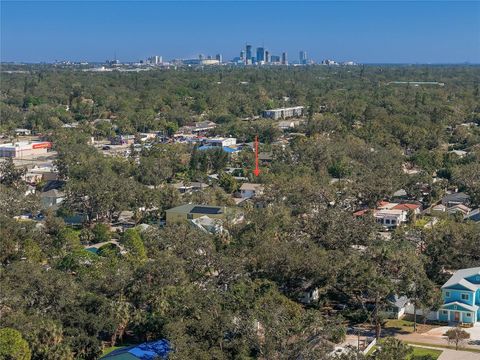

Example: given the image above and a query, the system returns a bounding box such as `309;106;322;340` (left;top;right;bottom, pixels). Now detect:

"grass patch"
367;344;442;359
410;347;442;359
405;341;480;353
102;345;127;356
414;218;429;228
384;319;416;333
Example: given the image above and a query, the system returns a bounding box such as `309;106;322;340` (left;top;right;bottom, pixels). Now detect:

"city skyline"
1;1;479;64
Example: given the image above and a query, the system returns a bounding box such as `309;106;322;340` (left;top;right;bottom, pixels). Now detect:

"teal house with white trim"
438;267;480;325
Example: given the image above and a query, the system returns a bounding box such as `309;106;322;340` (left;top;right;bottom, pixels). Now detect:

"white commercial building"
0;141;52;158
263;106;304;120
204;137;237;147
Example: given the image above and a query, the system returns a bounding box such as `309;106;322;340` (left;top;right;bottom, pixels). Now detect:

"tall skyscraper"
265;50;270;63
215;54;223;63
299;50;307;64
281;52;288;65
246;44;252;64
256;47;265;63
240;50;245;61
148;55;162;65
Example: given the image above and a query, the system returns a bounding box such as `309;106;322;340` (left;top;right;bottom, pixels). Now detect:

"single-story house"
40;189;65;208
392;189;408;200
258;152;273;164
172;181;209;193
298;286;320;305
239;183;265;199
166;204;241;224
441;192;471;208
278;120;300;130
447;204;472;216
15;128;31;136
383;295;411;319
464;208;480;223
431;204;447;213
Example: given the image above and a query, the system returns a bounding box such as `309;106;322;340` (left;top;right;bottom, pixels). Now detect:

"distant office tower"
265;50;270;63
215;54;223;63
270;55;280;63
240;50;245;61
148;55;162;65
299;50;307;64
281;52;288;65
256;47;265;63
198;54;204;60
246;44;252;63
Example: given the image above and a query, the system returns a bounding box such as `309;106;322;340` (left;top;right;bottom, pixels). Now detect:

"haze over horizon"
1;1;479;64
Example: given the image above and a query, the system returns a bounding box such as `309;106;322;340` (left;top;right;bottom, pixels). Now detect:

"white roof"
374;209;403;215
265;106;304;112
442;301;479;312
442;267;480;291
240;183;264;191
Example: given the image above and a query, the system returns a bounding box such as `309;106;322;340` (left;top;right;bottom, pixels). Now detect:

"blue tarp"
128;340;171;360
102;339;171;360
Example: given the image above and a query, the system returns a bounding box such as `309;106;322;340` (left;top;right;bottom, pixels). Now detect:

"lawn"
102;345;127;356
409;347;442;359
384;319;436;334
367;340;442;359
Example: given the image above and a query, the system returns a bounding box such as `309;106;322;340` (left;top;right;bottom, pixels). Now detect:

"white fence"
404;304;438;321
363;337;377;354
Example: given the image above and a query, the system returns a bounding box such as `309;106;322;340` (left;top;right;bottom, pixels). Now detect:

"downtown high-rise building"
281;52;288;65
265;50;270;63
245;44;252;64
299;50;307;64
270;55;280;63
215;54;223;63
256;47;265;63
148;55;162;65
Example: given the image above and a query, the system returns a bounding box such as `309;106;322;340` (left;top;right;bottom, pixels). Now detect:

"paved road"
437;349;480;360
397;325;480;352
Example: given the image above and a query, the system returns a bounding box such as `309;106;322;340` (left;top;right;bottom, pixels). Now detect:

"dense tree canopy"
0;65;479;359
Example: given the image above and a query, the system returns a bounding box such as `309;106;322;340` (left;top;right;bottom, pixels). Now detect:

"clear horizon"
1;1;479;64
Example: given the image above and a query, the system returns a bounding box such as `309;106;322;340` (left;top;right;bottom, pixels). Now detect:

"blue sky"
1;1;479;63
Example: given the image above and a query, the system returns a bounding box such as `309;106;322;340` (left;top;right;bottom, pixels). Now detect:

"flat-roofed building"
204;137;236;147
0;141;52;158
263;106;304;120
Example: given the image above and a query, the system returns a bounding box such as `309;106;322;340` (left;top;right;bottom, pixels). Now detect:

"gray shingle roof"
442;267;480;291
